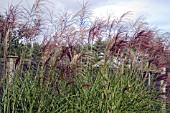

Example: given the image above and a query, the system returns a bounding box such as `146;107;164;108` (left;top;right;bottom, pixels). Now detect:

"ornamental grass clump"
0;0;170;112
0;62;164;113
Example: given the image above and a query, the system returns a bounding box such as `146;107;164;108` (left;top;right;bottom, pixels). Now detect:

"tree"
92;38;105;62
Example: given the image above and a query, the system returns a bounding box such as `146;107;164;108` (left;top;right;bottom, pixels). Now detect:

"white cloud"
92;0;170;32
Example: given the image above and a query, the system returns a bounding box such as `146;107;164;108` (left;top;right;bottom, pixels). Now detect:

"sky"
0;0;170;33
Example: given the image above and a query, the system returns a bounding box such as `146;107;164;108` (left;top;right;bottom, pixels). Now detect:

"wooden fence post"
161;67;167;113
0;56;18;83
7;56;18;83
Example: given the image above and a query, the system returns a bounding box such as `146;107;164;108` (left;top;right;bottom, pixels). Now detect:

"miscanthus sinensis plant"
0;0;170;112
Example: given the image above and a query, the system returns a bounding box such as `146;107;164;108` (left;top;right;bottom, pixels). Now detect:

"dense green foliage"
0;1;170;113
0;65;164;113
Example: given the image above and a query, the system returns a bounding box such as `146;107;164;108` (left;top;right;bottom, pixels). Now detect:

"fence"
0;56;169;96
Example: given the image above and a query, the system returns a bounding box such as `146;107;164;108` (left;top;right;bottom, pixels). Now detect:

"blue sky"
0;0;170;33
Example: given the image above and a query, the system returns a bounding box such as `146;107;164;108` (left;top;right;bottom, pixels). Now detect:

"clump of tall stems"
0;0;170;112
